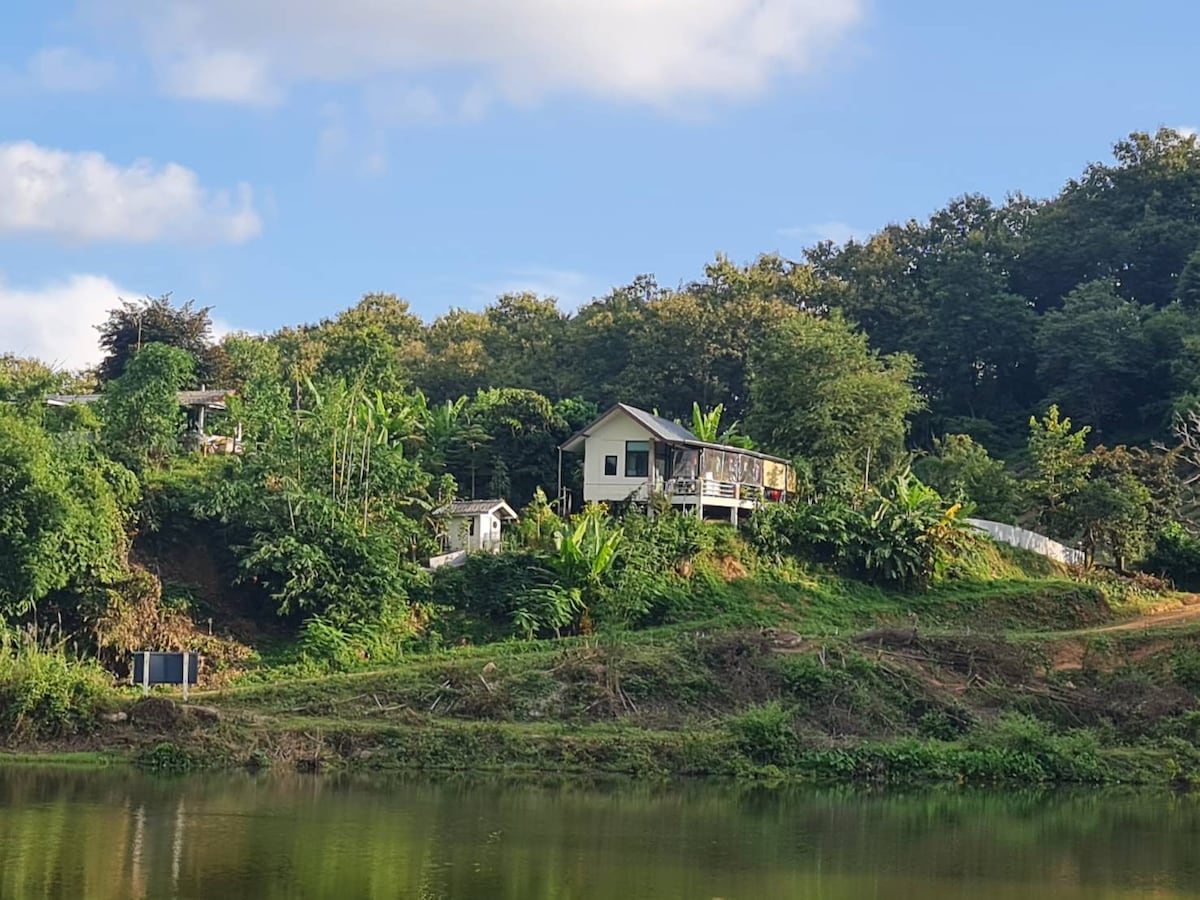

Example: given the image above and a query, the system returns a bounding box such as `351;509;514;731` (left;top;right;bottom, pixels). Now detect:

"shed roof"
46;389;233;410
434;499;519;520
559;403;789;464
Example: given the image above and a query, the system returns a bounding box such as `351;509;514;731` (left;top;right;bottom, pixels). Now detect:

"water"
1;768;1199;899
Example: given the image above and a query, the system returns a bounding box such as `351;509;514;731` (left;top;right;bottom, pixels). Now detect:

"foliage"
192;378;439;624
98;343;195;471
0;628;112;739
915;433;1020;522
96;294;216;385
0;409;136;618
1142;522;1200;590
727;701;796;764
747;473;975;589
1026;405;1091;536
746;311;923;489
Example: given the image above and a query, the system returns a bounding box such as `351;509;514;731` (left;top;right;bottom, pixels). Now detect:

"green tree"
98;343;195;471
746;311;922;489
465;388;569;504
1035;280;1154;438
0;409;135;617
1026;405;1091;536
914;433;1020;522
96;294;215;385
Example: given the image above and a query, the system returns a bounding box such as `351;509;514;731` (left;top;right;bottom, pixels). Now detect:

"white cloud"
0;141;261;244
27;47;117;93
779;221;861;246
159;49;281;105
1173;125;1198;140
88;0;863;109
0;273;128;369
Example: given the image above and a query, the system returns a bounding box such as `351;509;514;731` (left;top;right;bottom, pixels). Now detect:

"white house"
433;499;518;555
559;404;795;522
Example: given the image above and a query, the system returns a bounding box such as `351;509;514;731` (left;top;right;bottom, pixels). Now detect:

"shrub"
746;473;976;589
1142;522;1200;591
0;629;113;739
726;701;797;764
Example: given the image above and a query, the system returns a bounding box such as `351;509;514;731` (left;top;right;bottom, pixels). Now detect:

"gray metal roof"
434;499;518;519
618;404;701;444
46;389;232;410
560;403;790;464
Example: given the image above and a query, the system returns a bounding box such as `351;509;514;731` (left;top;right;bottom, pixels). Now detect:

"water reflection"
0;768;1198;899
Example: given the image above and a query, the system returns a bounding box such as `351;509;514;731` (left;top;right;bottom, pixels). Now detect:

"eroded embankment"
9;586;1200;787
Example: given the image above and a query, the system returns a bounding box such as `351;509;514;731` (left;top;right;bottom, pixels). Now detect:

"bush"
426;552;549;641
726;701;797;764
1142;522;1200;591
0;630;113;739
746;473;976;589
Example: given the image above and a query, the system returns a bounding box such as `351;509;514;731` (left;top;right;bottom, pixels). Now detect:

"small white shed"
434;499;518;554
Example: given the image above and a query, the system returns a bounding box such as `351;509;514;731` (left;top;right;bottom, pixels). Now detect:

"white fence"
965;518;1085;566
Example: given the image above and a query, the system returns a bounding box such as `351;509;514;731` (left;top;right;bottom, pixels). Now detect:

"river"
0;767;1198;898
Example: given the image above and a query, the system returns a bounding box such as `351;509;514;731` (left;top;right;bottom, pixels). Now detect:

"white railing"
965;518;1085;566
663;478;774;503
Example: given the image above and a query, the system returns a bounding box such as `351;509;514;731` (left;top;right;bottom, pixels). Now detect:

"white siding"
443;512;505;553
582;415;655;503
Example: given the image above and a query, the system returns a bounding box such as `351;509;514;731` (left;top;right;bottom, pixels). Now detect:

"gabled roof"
560;403;698;452
560;403;790;464
434;499;519;520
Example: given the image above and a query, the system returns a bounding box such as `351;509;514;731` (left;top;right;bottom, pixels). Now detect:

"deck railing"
663;478;781;504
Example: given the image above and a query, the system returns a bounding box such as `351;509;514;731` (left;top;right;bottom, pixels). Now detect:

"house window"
603;455;618;476
625;441;650;478
468;518;476;536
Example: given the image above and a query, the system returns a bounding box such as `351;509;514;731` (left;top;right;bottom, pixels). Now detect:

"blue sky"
1;0;1196;368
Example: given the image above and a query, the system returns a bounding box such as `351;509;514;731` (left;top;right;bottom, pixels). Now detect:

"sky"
1;0;1197;369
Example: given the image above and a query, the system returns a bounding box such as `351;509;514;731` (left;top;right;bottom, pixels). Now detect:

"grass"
5;542;1200;787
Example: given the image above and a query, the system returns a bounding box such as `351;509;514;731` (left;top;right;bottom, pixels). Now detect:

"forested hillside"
3;128;1200;713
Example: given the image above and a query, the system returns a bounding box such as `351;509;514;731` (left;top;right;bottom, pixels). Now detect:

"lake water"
1;767;1198;899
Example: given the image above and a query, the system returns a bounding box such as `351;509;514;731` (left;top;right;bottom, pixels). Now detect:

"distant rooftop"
46;389;233;409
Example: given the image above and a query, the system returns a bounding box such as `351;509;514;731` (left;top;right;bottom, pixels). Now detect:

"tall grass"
0;627;113;739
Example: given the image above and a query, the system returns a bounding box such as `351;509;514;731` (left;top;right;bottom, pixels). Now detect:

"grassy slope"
13;548;1200;787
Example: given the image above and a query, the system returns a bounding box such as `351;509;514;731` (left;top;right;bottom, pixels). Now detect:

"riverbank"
7;574;1200;787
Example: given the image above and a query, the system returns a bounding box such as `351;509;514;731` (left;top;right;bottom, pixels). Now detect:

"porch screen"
670;448;698;479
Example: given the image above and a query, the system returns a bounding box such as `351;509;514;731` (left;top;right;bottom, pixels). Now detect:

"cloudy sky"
1;0;1197;367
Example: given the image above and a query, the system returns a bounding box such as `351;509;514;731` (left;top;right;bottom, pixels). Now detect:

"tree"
746;311;922;489
1065;444;1175;569
96;294;215;385
99;344;195;471
914;434;1020;522
465;388;569;504
1035;280;1154;439
1026;405;1091;537
0;409;135;618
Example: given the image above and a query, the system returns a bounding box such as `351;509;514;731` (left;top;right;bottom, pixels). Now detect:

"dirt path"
1075;598;1200;635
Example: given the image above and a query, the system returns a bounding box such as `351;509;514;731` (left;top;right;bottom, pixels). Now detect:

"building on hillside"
46;389;242;454
558;403;795;523
433;499;519;555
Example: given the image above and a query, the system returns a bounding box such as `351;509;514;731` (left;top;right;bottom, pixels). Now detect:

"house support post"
696;449;704;521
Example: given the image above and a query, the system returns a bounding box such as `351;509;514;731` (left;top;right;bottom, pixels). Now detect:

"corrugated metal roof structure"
434;499;519;519
46;389;233;409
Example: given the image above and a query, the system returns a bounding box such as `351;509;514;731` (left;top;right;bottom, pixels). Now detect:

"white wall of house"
443;512;505;553
581;415;655;504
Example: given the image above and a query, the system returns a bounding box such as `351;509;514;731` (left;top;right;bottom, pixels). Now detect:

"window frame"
603;455;619;476
625;440;650;478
